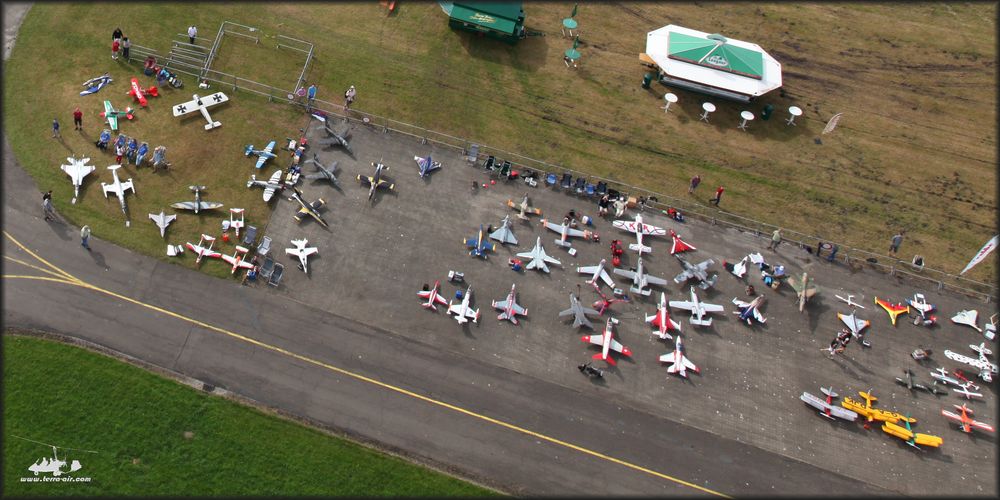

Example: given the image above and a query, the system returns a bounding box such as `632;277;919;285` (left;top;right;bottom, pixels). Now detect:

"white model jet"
835;294;866;309
417;280;449;312
659;334;699;379
951;310;982;333
613;257;668;296
558;293;601;330
516;237;562;273
581;317;632;366
172;92;229;130
837;312;870;337
612;213;665;255
220;246;255;275
729;255;749;278
732;295;767;326
100;165;135;226
929;367;979;391
541;218;588;248
247;170;286;202
448;286;480;325
646;292;681;340
171;185;224;214
185;234;222;266
229;208;245;238
60;156;96;204
492;284;527;325
908;293;935;319
148;210;177;238
576;258;616;289
285;238;319;273
506;194;541;220
669;287;724;327
945;343;998;382
489;215;518;246
673;255;718;290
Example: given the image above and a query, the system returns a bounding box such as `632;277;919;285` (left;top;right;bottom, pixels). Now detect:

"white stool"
786;105;803;126
662;93;678;113
738;110;755;131
699;102;716;122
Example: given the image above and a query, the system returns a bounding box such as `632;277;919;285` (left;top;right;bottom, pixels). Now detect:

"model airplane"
244;141;277;169
229;208;245;238
668;229;696;255
559;293;601;329
951;309;982;333
881;418;943;450
929;367;980;391
840;389;915;429
126;77;158;107
220;246;255;275
288;187;329;228
837;312;870;337
247;170;286;202
941;403;994;434
788;272;818;312
148;210;177;238
99;100;133;131
506;194;541;220
413;155;441;178
60;156;96;204
874;297;909;326
952;385;983;400
312;114;354;156
907;293;935;319
185;234;222;266
358;160;394;201
447;286;480;324
492;284;527;325
581;317;632;366
614;257;668;296
464;224;495;258
835;294;866;309
612;213;665;255
80;73;112;96
171;185;224;214
303;154;340;187
660;334;699;378
732;295;767;326
669;287;724;327
540;218;589;248
285;238;319;273
100;165;135;226
516;237;562;273
894;368;945;396
577;259;616;289
729;255;748;278
172;92;228;130
672;255;718;290
800;387;858;421
591;283;629;316
417;280;450;312
489;215;518;246
647;292;681;340
944;343;998;382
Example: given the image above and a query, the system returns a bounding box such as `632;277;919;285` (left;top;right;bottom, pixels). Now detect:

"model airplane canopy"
172;92;229;130
60;156;96;204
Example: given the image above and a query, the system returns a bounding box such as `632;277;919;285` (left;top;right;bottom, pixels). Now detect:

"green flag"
570;3;578;18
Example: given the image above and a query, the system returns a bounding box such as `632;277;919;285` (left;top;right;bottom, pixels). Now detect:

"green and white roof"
645;25;782;98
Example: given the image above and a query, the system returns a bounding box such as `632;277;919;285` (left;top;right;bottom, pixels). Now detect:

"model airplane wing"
701;302;725;313
609;338;627;354
577;264;615;287
673;269;694;283
668;300;696;312
489;225;518;246
264;170;283;201
614;268;638;280
172;96;201;116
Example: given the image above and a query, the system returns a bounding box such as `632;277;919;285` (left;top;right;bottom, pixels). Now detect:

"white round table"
738;110;755;130
699;102;716;122
663;93;678;113
787;105;803;126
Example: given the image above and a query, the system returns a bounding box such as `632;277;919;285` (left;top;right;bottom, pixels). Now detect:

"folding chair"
595;181;607;196
573;177;586;194
242;225;258;248
482;155;495;171
560;173;573;189
545;172;558;186
259;254;275;280
256;235;272;257
585;182;596;197
268;263;284;287
498;160;512;179
466;143;480;164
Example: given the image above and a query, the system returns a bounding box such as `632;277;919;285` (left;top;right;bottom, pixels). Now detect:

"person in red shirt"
72;107;83;130
710;186;724;206
112;39;120;60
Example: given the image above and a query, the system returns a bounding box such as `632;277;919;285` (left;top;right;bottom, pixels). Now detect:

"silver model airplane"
669;287;724;327
312;114;354;156
929;367;979;391
647;291;681;340
614;257;668;296
612;213;666;255
788;272;818;312
247;170;286;202
447;286;480;324
541;218;588;248
894;368;945;396
800;387;859;421
506;194;541;220
172;92;229;130
835;294;866;309
60;156;96;204
577;258;616;290
945;343;998;382
732;295;766;325
660;334;699;379
357;159;394;201
414;155;442;178
673;255;717;290
489;214;518;246
837;312;870;337
100;165;135;226
558;293;601;329
148;209;177;238
288;187;328;228
171;185;224;214
285;238;319;273
492;283;527;325
516;237;562;273
303;154;340;187
953;385;984;400
951;309;982;333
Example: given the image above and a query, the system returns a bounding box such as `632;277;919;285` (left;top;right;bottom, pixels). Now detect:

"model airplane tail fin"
594;353;615;366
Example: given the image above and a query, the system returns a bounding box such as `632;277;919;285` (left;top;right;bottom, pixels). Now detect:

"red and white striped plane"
221;245;254;275
612;213;666;255
185;234;222;266
646;292;681;340
417;280;449;312
660;334;700;378
581;317;632;366
669;229;696;255
941;403;994;434
492;283;527;325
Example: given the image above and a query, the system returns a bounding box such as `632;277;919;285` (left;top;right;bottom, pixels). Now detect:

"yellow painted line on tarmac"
4;255;80;281
2;274;81;286
2;231;731;498
3;230;80;283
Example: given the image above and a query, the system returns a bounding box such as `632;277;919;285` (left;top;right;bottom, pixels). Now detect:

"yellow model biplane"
882;418;943;450
841;389;915;429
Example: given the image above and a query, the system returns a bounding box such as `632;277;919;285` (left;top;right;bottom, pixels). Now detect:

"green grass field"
3;2;995;284
2;333;499;496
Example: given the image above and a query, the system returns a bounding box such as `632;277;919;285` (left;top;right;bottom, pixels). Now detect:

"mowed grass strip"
2;334;501;496
4;3;995;282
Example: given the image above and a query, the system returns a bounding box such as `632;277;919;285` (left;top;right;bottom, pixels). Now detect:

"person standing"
80;225;92;250
73;107;83;130
112;27;123;42
115;142;125;164
42;190;55;221
187;25;197;44
121;37;131;60
889;230;904;257
51;118;61;138
307;84;317;104
688;174;701;194
344;85;356;109
112;38;120;60
710;186;724;206
769;228;782;251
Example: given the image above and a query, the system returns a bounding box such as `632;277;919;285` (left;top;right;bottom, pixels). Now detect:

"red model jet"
417;280;449;312
669;229;696;255
127;77;158;107
582;317;632;366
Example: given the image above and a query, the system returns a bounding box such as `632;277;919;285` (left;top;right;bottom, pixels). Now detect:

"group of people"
112;27;130;61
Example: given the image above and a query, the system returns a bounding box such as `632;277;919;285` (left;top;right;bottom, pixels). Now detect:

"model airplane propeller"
800;386;858;421
540;218;589;249
248;170;286;202
941;403;994;434
244;140;277;169
612;213;666;255
172;92;228;130
127;77;158;107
